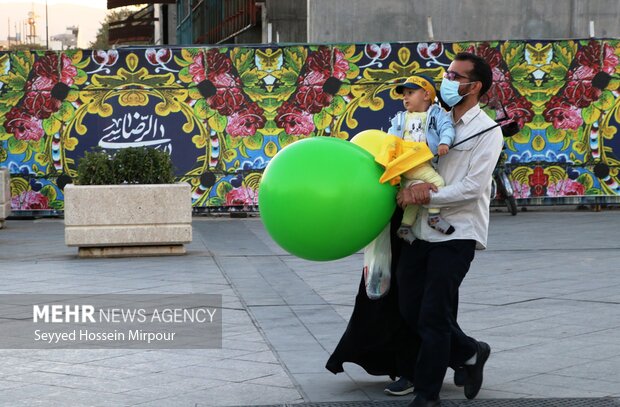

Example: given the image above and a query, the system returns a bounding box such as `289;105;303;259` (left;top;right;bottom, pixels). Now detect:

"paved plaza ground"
0;206;619;406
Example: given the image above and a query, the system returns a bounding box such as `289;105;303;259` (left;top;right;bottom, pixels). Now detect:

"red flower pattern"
275;46;349;135
226;104;267;137
4;109;45;141
470;43;533;129
189;50;265;137
528;167;549;197
11;190;49;210
225;187;257;206
543;40;619;129
3;53;77;141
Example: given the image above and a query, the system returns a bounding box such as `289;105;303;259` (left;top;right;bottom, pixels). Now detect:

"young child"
387;74;456;241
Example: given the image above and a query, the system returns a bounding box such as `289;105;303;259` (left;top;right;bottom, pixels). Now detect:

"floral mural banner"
1;39;619;212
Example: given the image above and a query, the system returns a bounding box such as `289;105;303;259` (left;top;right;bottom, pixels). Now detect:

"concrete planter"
64;183;192;258
0;168;10;229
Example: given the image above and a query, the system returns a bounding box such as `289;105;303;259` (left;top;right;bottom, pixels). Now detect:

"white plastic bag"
363;223;392;300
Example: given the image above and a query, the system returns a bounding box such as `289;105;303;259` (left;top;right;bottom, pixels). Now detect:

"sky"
0;0;109;49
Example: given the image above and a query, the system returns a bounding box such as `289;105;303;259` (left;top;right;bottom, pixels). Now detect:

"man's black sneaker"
464;340;491;399
384;377;414;396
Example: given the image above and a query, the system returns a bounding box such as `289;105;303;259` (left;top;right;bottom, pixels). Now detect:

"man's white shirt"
412;104;504;249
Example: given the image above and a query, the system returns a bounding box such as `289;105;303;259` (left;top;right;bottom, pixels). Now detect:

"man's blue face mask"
439;71;475;107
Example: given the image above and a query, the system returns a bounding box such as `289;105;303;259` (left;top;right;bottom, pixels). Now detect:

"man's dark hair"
454;52;492;98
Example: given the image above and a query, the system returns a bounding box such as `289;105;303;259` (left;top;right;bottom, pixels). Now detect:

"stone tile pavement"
0;207;619;406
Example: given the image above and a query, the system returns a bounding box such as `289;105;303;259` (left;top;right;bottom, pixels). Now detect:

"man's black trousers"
396;238;479;399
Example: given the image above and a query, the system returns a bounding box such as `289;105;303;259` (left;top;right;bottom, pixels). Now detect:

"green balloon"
259;137;396;261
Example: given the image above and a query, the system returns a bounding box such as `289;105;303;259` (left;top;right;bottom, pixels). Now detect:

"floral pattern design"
189;50;266;137
471;43;534;129
275;46;349;135
543;40;619;130
1;39;620;212
3;54;77;141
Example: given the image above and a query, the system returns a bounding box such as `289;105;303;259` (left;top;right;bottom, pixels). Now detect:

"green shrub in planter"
76;147;176;185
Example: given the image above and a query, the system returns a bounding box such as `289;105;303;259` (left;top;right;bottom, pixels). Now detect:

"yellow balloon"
350;129;390;158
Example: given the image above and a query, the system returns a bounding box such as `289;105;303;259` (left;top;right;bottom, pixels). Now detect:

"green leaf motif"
331;96;347;116
243;133;264;150
553;42;576;68
208;113;227;132
40;185;57;201
546;126;565;144
280;68;299;86
581;105;600;124
208;196;226;206
5;72;26;91
549;63;568;80
593;90;615;110
8;137;28;154
11;52;33;80
238;143;249;158
502;42;524;69
232;48;255;74
42;116;62;135
55;102;75;122
313;109;332;130
241;70;260;86
576;173;594;190
278;132;294;148
48;200;64;210
216;181;233;199
509;63;529;82
193;99;209;120
283;48;307;73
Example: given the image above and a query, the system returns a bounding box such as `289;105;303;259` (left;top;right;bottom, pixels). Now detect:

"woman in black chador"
326;207;420;381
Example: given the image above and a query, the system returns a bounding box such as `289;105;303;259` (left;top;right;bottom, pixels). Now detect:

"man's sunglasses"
443;71;473;81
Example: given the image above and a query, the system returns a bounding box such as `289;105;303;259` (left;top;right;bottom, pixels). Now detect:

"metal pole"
46;0;49;49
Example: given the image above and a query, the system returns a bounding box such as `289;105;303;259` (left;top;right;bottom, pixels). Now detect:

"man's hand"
397;183;438;207
438;144;449;156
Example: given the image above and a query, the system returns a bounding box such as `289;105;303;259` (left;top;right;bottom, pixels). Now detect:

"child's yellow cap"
395;75;436;101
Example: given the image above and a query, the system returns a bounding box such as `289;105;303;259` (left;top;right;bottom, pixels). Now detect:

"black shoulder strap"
450;123;501;149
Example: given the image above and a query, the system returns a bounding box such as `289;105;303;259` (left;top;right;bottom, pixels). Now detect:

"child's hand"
438;144;449;156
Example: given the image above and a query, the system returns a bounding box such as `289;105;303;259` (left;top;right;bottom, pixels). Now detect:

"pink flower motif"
365;43;391;60
294;86;332;113
145;48;172;65
275;103;315;135
563;179;586;195
548;179;586;197
59;54;78;85
226;105;266;137
11;190;50;210
302;70;330;86
564;80;601;108
543;99;583;130
92;50;118;66
3;108;44;141
211;72;240;88
602;43;619;74
570;65;597;81
189;54;206;83
225;186;257;206
418;43;443;59
491;67;507;83
28;76;55;91
208;87;246;116
511;181;530;199
22;91;61;119
332;48;350;80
